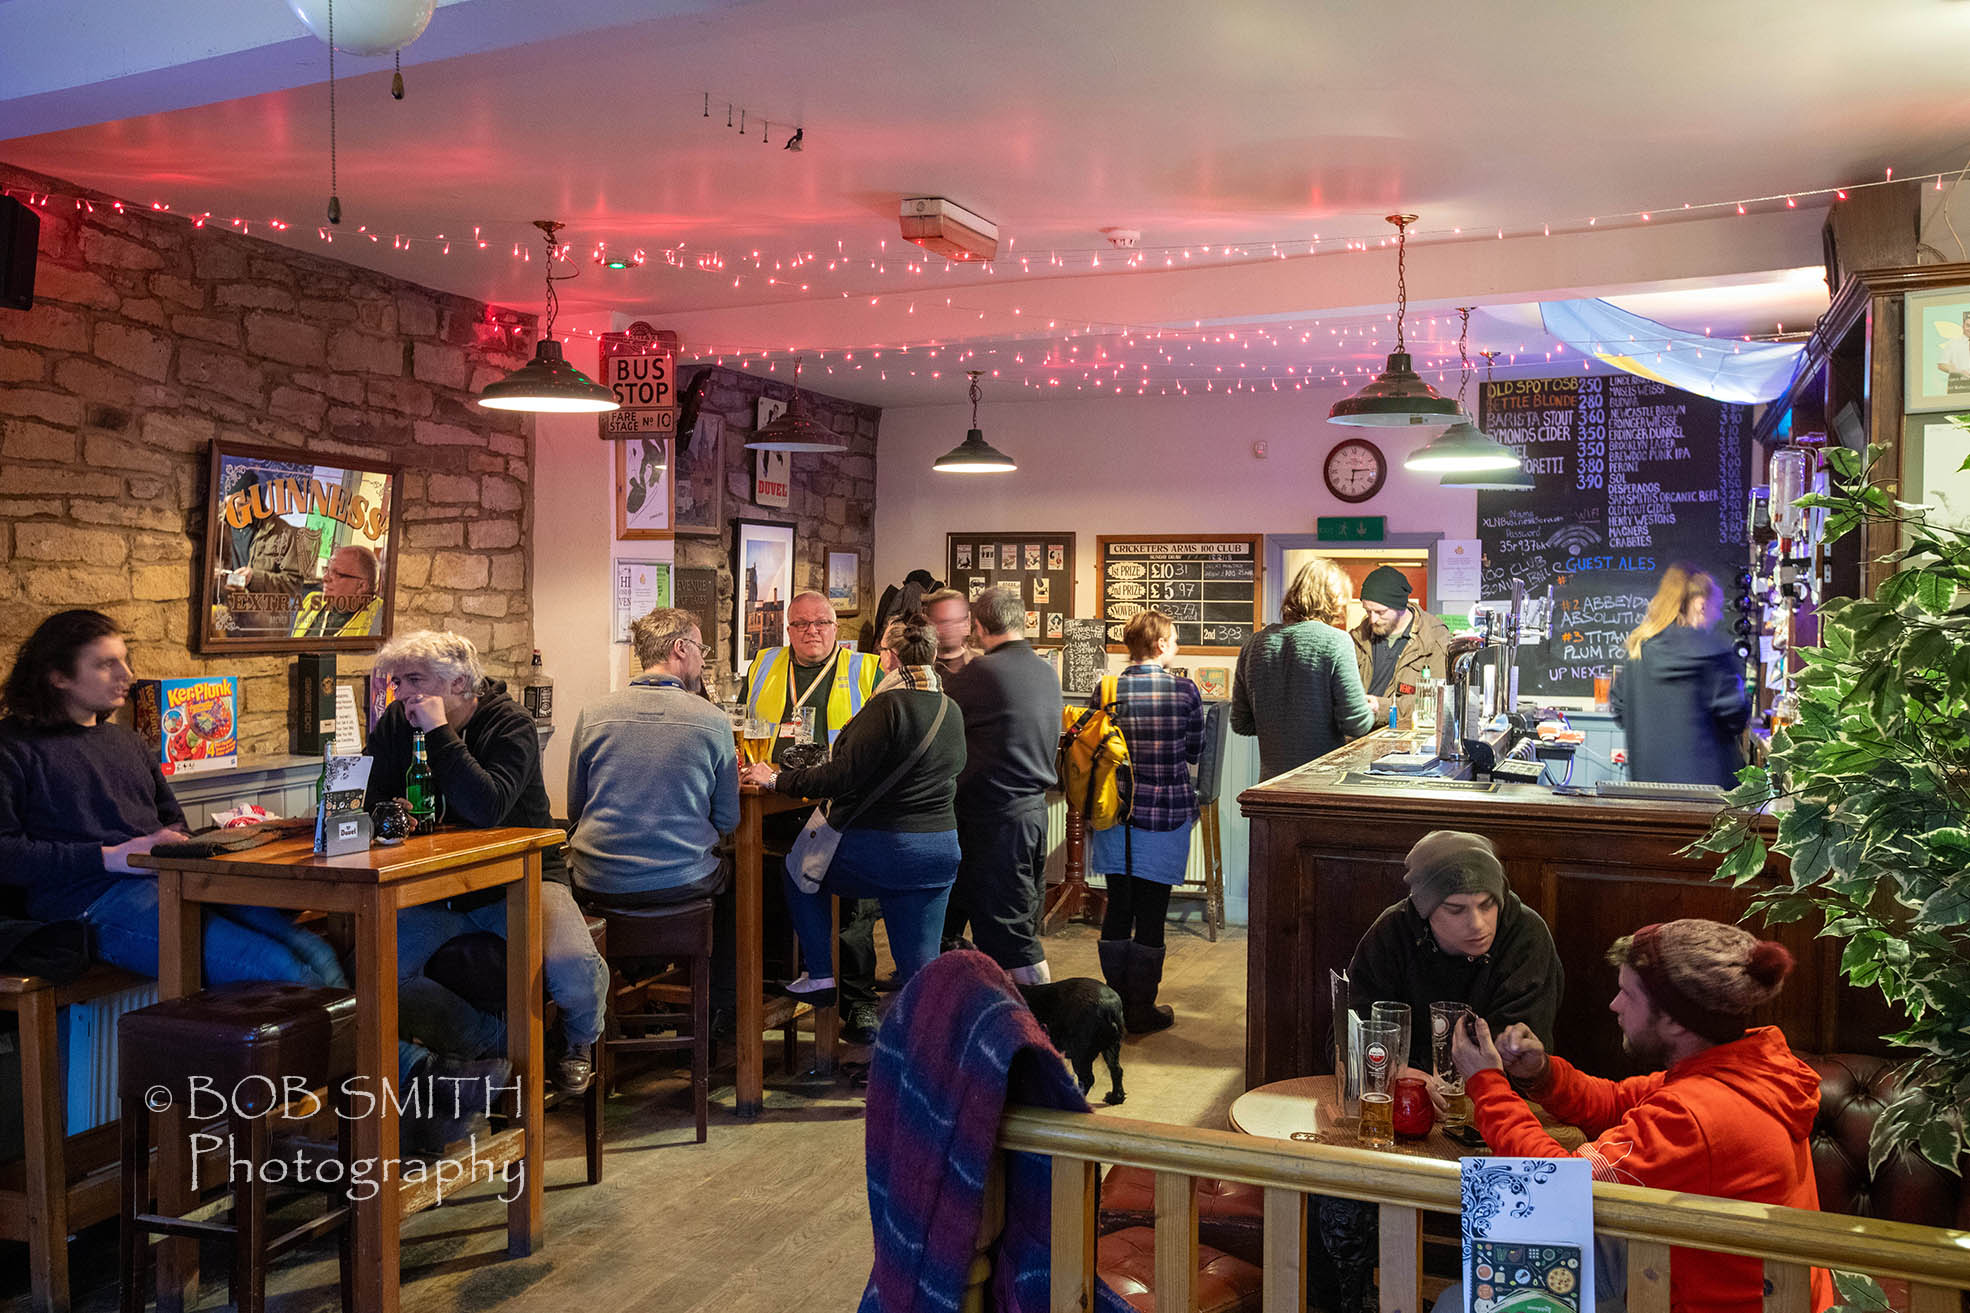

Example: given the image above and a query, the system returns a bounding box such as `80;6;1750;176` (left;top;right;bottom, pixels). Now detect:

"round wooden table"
1228;1075;1585;1160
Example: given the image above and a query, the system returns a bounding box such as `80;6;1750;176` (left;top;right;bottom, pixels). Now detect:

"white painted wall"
875;389;1488;926
874;390;1481;614
531;325;672;815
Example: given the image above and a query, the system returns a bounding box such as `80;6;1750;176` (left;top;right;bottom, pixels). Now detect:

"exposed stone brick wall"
671;366;880;665
0;162;538;756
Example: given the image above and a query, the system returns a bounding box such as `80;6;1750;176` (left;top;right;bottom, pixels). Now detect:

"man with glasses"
565;607;741;1066
740;591;884;1040
290;544;383;638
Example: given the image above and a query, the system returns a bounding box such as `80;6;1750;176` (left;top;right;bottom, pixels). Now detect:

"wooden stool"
582;897;715;1179
117;984;358;1313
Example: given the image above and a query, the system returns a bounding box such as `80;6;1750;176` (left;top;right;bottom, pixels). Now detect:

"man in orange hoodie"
1451;918;1833;1313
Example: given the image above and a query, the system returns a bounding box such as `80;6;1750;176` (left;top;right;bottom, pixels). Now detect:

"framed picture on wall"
614;436;672;539
1903;413;1970;530
673;413;724;535
827;550;860;615
198;440;402;654
1905;286;1970;412
733;518;796;675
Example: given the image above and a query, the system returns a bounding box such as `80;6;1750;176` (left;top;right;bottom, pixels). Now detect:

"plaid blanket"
860;950;1131;1313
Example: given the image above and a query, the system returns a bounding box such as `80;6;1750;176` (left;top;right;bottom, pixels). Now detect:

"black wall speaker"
0;195;38;311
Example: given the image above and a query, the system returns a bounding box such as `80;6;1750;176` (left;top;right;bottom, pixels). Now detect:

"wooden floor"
7;918;1248;1313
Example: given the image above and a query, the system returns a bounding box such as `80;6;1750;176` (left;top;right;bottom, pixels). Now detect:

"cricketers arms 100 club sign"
1096;534;1263;655
599;328;677;436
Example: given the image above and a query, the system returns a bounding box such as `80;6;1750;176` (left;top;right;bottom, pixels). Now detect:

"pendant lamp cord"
1455;306;1472;409
326;0;340;224
534;220;578;342
968;371;983;425
1393;215;1408;352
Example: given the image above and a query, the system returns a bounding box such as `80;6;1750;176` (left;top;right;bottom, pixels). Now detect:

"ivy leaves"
1689;442;1969;1177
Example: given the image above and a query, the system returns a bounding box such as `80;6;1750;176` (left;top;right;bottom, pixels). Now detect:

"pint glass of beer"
1358;1019;1400;1149
1431;1001;1474;1129
742;716;777;765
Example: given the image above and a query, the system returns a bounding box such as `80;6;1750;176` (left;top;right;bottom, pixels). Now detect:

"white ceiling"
5;0;1963;407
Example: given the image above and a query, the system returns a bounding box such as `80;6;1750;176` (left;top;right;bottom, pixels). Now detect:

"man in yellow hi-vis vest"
741;590;884;1040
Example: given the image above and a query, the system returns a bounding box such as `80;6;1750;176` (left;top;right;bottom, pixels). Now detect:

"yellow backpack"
1057;675;1134;830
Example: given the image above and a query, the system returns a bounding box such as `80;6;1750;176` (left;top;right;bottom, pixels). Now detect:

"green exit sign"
1316;515;1387;542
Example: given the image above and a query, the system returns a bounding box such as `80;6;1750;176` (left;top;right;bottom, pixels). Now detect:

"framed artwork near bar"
198;439;402;654
614;436;672;539
733;518;795;676
827;550;860;615
1902;413;1970;531
1904;286;1970;413
673;412;724;535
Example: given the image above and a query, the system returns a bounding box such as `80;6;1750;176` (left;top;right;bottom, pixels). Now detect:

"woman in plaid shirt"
1092;610;1205;1034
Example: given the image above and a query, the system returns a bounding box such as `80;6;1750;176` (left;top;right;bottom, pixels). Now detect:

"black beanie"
1360;565;1413;610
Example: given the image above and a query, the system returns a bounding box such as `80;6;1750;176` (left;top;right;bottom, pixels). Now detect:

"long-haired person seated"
0;609;344;986
740;615;966;1005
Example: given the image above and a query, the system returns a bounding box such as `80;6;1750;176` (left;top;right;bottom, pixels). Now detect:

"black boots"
1099;938;1175;1035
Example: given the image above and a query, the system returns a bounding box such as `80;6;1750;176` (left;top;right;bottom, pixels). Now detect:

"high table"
1228;1075;1585;1158
734;783;838;1117
135;826;563;1313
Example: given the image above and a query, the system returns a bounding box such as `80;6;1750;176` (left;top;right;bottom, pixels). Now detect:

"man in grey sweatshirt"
567;606;740;1007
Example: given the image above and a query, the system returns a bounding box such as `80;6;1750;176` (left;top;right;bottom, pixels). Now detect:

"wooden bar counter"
1239;731;1894;1088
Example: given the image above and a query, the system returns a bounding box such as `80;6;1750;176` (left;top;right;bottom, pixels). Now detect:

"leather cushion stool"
580;896;716;1173
1100;1165;1267;1268
118;983;359;1313
1095;1225;1264;1313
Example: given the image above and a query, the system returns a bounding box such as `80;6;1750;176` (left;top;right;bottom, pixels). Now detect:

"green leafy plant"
1692;441;1969;1181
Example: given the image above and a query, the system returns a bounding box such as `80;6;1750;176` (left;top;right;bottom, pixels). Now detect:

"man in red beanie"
1451;918;1832;1313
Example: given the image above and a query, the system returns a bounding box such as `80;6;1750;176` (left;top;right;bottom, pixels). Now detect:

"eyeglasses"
786;619;836;632
674;638;709;656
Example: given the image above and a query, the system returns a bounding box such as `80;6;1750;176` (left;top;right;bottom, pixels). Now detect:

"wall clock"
1324;438;1387;503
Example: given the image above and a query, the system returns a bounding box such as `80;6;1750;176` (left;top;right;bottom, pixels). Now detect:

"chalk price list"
1101;551;1258;649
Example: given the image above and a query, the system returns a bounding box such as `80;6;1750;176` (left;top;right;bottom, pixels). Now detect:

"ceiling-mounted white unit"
900;196;999;262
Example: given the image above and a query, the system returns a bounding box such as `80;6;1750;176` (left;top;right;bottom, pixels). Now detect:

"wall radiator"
61;980;158;1133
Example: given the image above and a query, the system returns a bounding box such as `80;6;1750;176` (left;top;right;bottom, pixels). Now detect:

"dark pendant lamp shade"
933;428;1018;472
476;218;620;415
1439;462;1535;490
1329;213;1462;429
477;338;619;413
1327;351;1462;427
744;357;847;452
1403;418;1522;472
935;371;1015;473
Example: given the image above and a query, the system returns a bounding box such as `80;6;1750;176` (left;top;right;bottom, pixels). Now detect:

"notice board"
1096;535;1264;656
1477;375;1749;699
946;532;1075;645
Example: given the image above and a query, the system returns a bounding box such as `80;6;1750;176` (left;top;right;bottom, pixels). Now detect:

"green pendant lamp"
933;372;1017;472
1412;315;1525;475
1329;214;1463;428
478;220;621;414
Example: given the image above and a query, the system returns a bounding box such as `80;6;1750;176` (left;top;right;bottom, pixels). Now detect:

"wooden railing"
970;1108;1970;1313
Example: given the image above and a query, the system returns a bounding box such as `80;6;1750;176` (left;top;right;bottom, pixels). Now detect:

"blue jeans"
786;828;958;985
394;881;609;1058
84;877;347;987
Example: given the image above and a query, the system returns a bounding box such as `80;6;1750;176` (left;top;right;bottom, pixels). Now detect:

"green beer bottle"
406;729;435;826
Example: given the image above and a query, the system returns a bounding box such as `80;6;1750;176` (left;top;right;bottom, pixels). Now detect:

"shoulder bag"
785;694;950;893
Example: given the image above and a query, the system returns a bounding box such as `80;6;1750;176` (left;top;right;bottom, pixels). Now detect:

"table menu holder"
314;755;373;853
1331;968;1362;1123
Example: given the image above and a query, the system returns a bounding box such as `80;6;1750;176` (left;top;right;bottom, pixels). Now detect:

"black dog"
1018;977;1126;1105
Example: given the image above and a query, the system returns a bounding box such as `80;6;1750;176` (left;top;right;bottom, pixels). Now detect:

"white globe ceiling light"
289;0;436;54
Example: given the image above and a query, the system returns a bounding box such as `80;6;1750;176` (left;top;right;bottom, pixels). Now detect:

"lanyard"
784;649;841;720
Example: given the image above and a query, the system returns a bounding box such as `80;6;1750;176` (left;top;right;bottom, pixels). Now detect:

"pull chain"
969;371;983;425
1393;215;1408;352
326;0;340;225
1455;307;1473;409
392;50;404;100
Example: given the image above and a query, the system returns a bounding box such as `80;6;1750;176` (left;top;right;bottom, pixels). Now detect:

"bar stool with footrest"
117;983;359;1313
580;897;715;1176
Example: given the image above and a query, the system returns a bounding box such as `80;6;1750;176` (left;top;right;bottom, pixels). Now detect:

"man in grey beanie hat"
1351;565;1454;727
1347;829;1562;1068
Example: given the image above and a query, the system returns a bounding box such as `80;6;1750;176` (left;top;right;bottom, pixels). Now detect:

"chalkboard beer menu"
1477;376;1748;699
1096;535;1264;656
